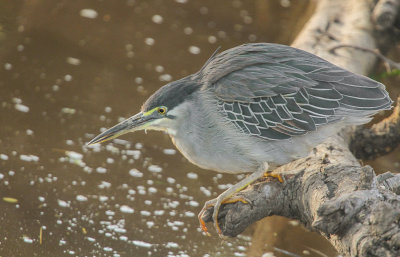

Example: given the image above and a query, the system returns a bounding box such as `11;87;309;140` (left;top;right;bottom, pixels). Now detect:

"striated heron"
88;43;392;237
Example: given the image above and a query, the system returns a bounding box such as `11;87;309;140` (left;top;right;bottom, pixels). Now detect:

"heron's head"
87;77;199;145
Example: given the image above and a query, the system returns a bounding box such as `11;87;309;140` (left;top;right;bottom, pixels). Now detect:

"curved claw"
198;195;250;238
198;199;217;236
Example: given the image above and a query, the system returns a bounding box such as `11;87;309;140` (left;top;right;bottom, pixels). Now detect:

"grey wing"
202;43;392;140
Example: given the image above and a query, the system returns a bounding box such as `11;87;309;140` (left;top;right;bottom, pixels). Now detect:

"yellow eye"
158;107;167;115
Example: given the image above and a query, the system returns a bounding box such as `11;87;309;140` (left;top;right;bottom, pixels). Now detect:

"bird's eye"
158;107;167;115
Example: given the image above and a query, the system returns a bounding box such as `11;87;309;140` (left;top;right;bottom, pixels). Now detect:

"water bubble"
140;210;151;216
104;106;112;113
126;150;141;159
188;200;199;207
243;16;253;24
248;34;257;41
20;154;38;162
183;27;193;35
200;7;208;15
99;195;109;202
169;201;180;208
66;151;83;160
148;187;157;193
186;172;198;179
23;236;33;244
12;97;22;104
131;240;152;248
159;74;172;82
200;186;212;197
280;0;291;7
76;195;88;202
152;14;163;24
208;35;217;44
98;181;111;189
105;210;116;216
4;63;12;70
80;9;98;19
103;247;113;252
61;107;76;114
64;74;72;82
145;38;155;46
146;221;155;228
154;210;165;216
155;65;164;73
120;205;134;213
184;211;195;217
188;46;200;55
127;51;134;58
135;77;143;84
129;168;143;178
66;57;81;65
163;149;176;155
167;177;176;184
148;165;162;173
261;253;275;257
15;103;29;113
125;44;133;51
166;242;179;249
57;199;70;208
119;235;128;241
96;167;107;174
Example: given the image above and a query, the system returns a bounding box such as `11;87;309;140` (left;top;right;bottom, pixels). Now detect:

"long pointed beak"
87;112;148;145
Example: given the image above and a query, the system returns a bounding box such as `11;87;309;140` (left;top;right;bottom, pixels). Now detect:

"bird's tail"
333;75;392;125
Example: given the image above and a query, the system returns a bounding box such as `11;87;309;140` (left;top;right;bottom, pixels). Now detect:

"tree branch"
329;44;400;71
373;0;400;30
350;96;400;160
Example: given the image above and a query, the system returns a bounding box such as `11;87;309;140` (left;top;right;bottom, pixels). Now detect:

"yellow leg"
263;172;284;183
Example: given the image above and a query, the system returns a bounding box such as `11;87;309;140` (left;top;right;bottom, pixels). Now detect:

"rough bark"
350;97;400;160
373;0;400;30
202;0;400;256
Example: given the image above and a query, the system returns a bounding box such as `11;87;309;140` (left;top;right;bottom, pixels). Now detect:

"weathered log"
202;0;400;256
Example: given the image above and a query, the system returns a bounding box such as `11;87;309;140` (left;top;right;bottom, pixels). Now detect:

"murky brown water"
0;1;398;256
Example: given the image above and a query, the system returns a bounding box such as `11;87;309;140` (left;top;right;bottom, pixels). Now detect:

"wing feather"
202;43;392;140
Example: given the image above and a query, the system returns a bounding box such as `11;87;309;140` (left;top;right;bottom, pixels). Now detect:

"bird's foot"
198;167;266;238
198;195;248;238
263;171;285;183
